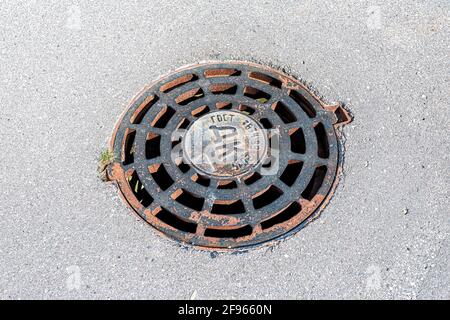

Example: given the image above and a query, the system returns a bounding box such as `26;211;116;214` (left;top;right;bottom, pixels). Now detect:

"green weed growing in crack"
98;149;114;181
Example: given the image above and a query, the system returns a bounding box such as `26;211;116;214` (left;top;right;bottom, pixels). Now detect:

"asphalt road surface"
0;0;448;299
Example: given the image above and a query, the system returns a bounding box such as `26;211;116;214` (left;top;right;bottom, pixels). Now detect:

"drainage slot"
244;172;261;185
130;95;158;124
302;166;327;201
191;173;210;187
175;87;204;105
151;106;175;128
204;225;252;238
171;189;204;211
154;207;197;233
259;118;273;129
176;118;190;130
289;128;306;154
243;86;271;103
262;157;273;168
159;74;198;93
252;185;283;209
175;159;190;173
145;132;161;159
289;90;316;118
248;71;282;88
204;68;241;78
272;101;297;123
148;164;174;191
217;180;237;189
122;128;136;165
216;102;232;109
191;105;210;117
238;104;255;115
262;135;274;169
209;83;237;94
280;160;303;187
261;201;301;230
314;122;329;159
211;200;245;214
127;171;153;207
171;139;181;149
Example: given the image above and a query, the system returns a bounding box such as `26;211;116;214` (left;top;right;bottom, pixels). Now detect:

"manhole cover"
106;61;351;250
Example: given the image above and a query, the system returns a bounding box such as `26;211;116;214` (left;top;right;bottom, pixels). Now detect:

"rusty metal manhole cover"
105;61;351;250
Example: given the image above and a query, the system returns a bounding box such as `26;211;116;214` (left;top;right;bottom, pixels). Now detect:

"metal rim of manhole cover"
105;61;351;250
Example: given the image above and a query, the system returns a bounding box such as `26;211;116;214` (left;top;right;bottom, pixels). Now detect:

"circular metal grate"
107;61;351;250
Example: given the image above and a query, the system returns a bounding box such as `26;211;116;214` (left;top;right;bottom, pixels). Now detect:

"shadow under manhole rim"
103;60;351;251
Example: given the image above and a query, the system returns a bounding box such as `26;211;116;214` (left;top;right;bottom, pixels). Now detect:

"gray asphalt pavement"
0;0;448;299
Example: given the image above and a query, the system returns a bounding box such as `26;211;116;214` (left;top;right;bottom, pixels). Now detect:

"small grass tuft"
98;149;115;181
100;149;114;163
